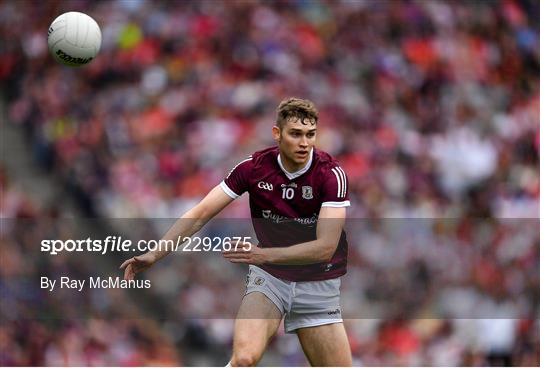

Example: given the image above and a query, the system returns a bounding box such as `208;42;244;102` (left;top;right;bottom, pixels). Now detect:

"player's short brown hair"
276;97;318;128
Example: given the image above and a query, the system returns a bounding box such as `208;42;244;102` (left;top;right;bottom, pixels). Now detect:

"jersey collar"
277;148;314;180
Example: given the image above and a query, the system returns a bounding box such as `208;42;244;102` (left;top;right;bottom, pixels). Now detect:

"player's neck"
281;157;305;173
278;149;312;174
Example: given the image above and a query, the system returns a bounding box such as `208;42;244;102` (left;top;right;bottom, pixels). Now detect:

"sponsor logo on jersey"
302;186;313;199
262;209;286;223
257;181;273;191
324;263;333;272
262;210;318;225
281;183;297;188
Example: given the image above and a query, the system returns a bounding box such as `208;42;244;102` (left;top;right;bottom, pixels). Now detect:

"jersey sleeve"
220;156;253;199
321;165;351;207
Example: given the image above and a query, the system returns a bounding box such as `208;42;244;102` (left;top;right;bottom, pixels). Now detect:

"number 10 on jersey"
282;187;294;200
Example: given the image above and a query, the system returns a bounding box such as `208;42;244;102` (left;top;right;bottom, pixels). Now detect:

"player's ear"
272;125;281;142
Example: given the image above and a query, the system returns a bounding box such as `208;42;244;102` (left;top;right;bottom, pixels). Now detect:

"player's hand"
222;243;267;265
119;252;157;280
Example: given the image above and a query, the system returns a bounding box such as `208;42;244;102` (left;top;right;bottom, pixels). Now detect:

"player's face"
273;118;317;170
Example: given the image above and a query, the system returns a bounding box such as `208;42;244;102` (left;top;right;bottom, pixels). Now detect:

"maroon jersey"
221;147;350;282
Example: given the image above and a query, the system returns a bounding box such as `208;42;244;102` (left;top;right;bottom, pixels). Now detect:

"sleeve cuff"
220;181;240;199
321;200;350;208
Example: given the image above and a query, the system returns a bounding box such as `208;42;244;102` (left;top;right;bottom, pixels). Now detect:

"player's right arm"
120;185;234;280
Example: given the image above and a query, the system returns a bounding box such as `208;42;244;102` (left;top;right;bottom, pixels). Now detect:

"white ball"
47;12;101;67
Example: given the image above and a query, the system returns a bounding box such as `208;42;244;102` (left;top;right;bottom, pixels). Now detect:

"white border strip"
331;168;342;198
226;156;252;179
321;200;350;208
220;181;240;199
336;166;347;197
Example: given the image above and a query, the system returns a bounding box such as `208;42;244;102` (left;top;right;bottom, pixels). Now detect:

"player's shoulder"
314;148;347;175
314;149;349;200
227;147;277;175
250;146;279;167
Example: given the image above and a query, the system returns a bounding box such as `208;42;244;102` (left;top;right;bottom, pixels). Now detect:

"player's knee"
231;351;259;367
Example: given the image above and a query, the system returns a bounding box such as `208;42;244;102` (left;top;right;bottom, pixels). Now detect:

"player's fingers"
123;264;132;280
222;252;243;259
133;255;146;263
119;258;134;269
222;249;250;255
129;265;137;280
227;258;249;263
222;252;249;258
238;242;254;251
222;251;242;257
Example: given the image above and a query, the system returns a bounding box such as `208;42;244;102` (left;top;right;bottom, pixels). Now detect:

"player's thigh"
296;322;352;367
232;292;283;364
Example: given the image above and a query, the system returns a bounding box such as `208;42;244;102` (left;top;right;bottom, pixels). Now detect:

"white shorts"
244;265;343;333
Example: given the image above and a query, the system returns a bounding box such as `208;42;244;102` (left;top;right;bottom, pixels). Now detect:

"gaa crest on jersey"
302;186;313;199
257;181;273;191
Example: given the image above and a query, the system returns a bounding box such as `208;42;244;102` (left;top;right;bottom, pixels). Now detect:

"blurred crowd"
1;0;539;366
0;166;183;365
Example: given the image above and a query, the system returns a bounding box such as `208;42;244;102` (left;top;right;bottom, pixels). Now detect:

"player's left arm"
222;206;345;265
